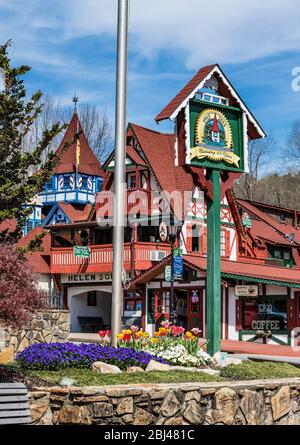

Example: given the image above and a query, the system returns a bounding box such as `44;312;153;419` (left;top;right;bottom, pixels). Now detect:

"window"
97;178;103;192
87;291;97;306
192;224;200;252
81;176;88;189
241;297;288;331
127;174;136;189
63;175;70;189
220;230;226;257
45;179;53;191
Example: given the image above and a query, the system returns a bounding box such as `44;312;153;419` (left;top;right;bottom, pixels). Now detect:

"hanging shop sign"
73;245;91;258
234;285;258;297
164;265;172;282
173;251;183;281
188;102;244;172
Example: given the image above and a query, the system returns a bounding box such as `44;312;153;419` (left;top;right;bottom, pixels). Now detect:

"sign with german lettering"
189;101;244;172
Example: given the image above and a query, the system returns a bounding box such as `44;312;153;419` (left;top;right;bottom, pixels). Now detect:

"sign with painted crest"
189;101;244;172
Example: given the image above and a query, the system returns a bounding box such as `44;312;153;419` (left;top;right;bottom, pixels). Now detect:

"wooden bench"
77;316;105;333
0;383;31;425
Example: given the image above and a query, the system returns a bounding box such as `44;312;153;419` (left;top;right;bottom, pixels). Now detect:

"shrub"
16;342;169;371
220;360;300;380
0;244;45;327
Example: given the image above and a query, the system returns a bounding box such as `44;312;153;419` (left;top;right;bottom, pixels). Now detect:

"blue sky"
1;0;300;173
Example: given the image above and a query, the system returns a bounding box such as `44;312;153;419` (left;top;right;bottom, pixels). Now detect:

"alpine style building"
4;64;300;349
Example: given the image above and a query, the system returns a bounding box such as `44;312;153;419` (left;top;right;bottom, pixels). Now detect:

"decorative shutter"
288;298;297;330
235;300;243;331
201;226;207;255
185;223;192;253
225;230;231;258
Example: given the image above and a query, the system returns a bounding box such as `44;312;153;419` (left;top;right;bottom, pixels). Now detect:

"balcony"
50;242;171;274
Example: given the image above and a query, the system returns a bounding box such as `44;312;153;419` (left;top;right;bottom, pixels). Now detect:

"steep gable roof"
237;199;300;246
155;64;265;140
18;226;51;274
54;112;102;176
130;123;194;221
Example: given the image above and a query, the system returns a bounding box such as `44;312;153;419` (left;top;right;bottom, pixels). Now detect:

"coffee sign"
234;285;258;297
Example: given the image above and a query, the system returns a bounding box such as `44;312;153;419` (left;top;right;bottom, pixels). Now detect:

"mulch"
0;365;52;390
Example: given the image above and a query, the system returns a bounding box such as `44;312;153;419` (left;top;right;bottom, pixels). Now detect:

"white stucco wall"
67;286;112;332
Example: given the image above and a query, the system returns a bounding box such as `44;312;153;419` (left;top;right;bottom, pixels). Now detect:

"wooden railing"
50;242;171;274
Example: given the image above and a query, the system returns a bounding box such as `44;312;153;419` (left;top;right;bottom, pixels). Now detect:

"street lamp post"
168;225;178;324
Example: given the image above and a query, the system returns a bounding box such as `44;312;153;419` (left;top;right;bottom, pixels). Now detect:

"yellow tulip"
125;330;132;335
185;331;192;338
150;338;159;344
117;334;124;340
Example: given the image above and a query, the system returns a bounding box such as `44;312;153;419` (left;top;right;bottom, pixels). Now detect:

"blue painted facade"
23;205;43;236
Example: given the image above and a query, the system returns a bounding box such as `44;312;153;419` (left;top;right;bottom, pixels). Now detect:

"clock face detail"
191;108;240;168
159;221;168;242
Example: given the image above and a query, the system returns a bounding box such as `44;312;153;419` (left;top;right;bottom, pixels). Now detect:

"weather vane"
72;93;79;110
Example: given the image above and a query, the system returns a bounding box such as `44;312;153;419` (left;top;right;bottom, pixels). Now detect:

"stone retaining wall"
29;379;300;425
0;310;70;362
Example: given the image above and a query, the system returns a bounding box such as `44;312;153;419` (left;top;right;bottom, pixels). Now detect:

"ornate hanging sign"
191;108;240;168
188;101;244;172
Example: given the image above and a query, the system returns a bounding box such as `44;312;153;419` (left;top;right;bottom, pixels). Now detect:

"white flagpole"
111;0;129;346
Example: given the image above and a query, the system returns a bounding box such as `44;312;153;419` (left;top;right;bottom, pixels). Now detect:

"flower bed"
16;343;168;371
116;321;212;367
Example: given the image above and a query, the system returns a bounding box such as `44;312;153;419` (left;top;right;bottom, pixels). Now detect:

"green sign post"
188;101;245;357
73;246;91;259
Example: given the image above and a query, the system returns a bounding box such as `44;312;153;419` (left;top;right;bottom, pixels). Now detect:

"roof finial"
72;92;79;111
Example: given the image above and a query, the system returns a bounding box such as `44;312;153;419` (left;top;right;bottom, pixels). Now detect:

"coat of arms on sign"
191;108;240;168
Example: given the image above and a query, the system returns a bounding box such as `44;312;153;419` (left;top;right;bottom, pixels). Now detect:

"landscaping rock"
183;400;205;424
58;405;92;425
133;407;155;425
127;366;144;373
184;391;201;403
220;358;243;368
271;386;291;421
93;402;114;418
165;416;185;425
160;391;181;417
0;345;14;364
92;361;122;374
212;387;239;425
116;397;134;415
30;400;49;422
240;389;265;425
145;360;171;372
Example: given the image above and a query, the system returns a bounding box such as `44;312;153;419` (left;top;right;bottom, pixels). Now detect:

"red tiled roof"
130;123;194;220
237;199;300;246
126;146;147;166
130;253;300;287
57;202;91;224
184;254;300;285
155;64;216;122
54;112;102;176
250;219;295;247
18;226;51;274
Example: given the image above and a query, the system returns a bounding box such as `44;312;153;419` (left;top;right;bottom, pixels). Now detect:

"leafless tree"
23;95;113;164
64;103;113;162
286;120;300;170
234;135;277;201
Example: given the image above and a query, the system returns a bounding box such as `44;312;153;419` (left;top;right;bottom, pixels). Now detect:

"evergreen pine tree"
0;40;68;246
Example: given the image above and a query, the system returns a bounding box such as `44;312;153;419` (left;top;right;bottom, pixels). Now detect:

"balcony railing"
50;242;171;274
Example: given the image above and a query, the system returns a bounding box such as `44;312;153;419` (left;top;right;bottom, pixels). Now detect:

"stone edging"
29;378;300;425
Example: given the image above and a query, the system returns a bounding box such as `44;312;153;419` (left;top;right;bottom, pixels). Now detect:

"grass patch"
28;368;223;386
220;360;300;381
